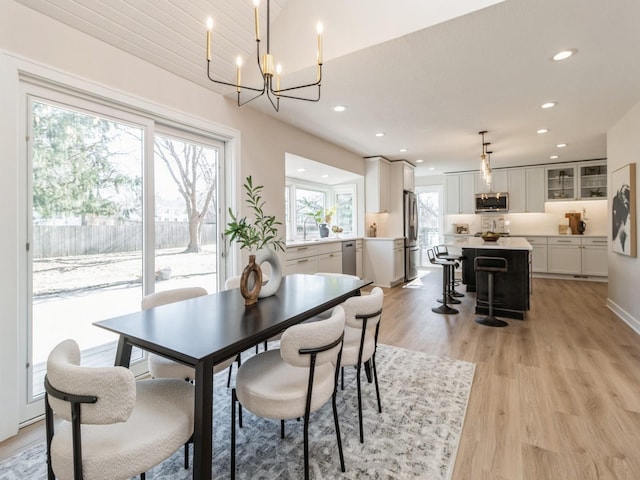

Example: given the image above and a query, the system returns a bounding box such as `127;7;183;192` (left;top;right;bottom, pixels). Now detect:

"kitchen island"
445;237;532;320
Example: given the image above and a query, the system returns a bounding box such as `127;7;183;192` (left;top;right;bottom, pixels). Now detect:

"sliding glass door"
20;87;224;423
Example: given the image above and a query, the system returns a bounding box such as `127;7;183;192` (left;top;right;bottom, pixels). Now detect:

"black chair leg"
364;360;373;383
184;442;189;469
372;354;382;414
281;419;285;439
332;391;346;472
341;366;344;390
231;389;237;480
140;473;145;480
356;363;364;443
303;413;310;480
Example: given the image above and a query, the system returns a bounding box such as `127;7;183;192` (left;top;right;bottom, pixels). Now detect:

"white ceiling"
16;0;640;177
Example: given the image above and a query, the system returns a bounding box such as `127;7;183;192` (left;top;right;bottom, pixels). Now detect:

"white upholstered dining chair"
340;286;384;443
230;306;347;480
44;339;194;480
142;287;236;381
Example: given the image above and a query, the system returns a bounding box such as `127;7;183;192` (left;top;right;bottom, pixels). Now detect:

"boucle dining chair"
141;287;236;382
44;339;194;480
339;286;384;443
230;306;346;480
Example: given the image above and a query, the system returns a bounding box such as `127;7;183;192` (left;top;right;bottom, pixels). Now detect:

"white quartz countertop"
286;236;361;247
363;236;404;241
445;236;532;250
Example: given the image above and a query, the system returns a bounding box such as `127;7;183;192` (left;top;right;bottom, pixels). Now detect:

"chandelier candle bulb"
206;17;213;61
275;64;281;94
317;22;323;64
253;0;260;41
236;56;242;92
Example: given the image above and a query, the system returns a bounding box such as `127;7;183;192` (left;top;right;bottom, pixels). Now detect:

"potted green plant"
225;176;285;305
305;205;337;238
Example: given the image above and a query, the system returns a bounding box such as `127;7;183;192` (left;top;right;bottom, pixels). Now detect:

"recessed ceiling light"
375;132;385;137
296;168;306;172
321;174;329;178
333;105;347;112
537;129;549;134
399;148;408;153
550;155;559;159
553;49;577;61
428;167;435;171
541;102;557;109
416;159;424;163
557;143;567;148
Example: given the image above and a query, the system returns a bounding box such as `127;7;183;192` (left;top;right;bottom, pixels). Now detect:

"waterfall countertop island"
445;237;533;320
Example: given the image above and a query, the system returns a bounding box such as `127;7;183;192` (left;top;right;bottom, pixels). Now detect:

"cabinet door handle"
557;240;572;243
297;259;309;264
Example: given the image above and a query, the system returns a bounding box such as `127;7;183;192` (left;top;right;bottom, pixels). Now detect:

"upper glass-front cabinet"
545;161;607;201
546;166;576;200
579;164;607;199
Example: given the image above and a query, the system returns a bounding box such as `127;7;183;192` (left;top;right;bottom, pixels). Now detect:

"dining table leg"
193;357;214;480
114;336;132;367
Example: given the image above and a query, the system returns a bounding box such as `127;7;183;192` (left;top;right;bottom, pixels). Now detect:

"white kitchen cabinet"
365;157;391;213
285;256;318;274
403;162;415;192
476;170;508;194
506;168;544;213
580;237;608;276
525;236;548;273
546;161;607;201
355;239;363;279
546;165;577;201
507;169;526;213
285;241;343;275
364;238;404;287
317;242;343;273
525;167;545;212
445;175;461;214
393;239;404;283
578;162;607;200
446;173;475;214
547;237;582;274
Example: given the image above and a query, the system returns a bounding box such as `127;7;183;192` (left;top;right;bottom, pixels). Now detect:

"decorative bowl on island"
481;231;501;242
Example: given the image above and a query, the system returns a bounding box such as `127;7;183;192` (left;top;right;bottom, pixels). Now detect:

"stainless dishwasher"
341;240;357;276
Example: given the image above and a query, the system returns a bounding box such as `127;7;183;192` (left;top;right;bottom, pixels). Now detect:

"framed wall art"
611;162;636;257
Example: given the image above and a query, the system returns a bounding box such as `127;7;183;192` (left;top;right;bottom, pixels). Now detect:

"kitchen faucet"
303;216;316;241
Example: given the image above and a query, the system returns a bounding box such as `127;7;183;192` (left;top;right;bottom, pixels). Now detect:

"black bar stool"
474;256;508;327
427;249;458;315
435;245;465;298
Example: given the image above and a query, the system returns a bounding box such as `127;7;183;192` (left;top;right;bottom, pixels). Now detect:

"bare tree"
154;137;217;253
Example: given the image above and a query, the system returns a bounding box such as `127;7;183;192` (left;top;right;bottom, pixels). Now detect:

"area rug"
0;344;475;480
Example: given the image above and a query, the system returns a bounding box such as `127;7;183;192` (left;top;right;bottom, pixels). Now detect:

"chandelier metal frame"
206;0;323;112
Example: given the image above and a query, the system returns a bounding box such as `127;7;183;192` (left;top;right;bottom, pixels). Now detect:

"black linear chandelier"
205;0;323;112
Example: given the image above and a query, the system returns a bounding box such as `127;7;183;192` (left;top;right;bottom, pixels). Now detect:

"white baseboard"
607;298;640;335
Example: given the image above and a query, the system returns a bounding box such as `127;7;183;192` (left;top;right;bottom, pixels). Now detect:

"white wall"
606;100;640;334
0;2;364;441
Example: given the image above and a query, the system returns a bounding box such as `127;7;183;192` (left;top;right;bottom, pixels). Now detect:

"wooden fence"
32;222;216;259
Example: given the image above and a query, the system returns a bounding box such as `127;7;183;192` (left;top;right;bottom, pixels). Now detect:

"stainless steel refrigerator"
404;191;419;281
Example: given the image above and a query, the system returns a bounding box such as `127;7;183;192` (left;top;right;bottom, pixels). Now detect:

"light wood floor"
3;271;640;479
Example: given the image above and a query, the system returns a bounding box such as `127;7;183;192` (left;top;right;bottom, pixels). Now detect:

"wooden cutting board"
565;212;581;234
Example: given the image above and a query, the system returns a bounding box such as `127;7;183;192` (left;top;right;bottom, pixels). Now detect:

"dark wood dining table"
93;273;371;480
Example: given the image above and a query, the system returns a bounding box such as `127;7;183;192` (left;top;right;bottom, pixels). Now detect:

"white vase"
255;248;283;298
